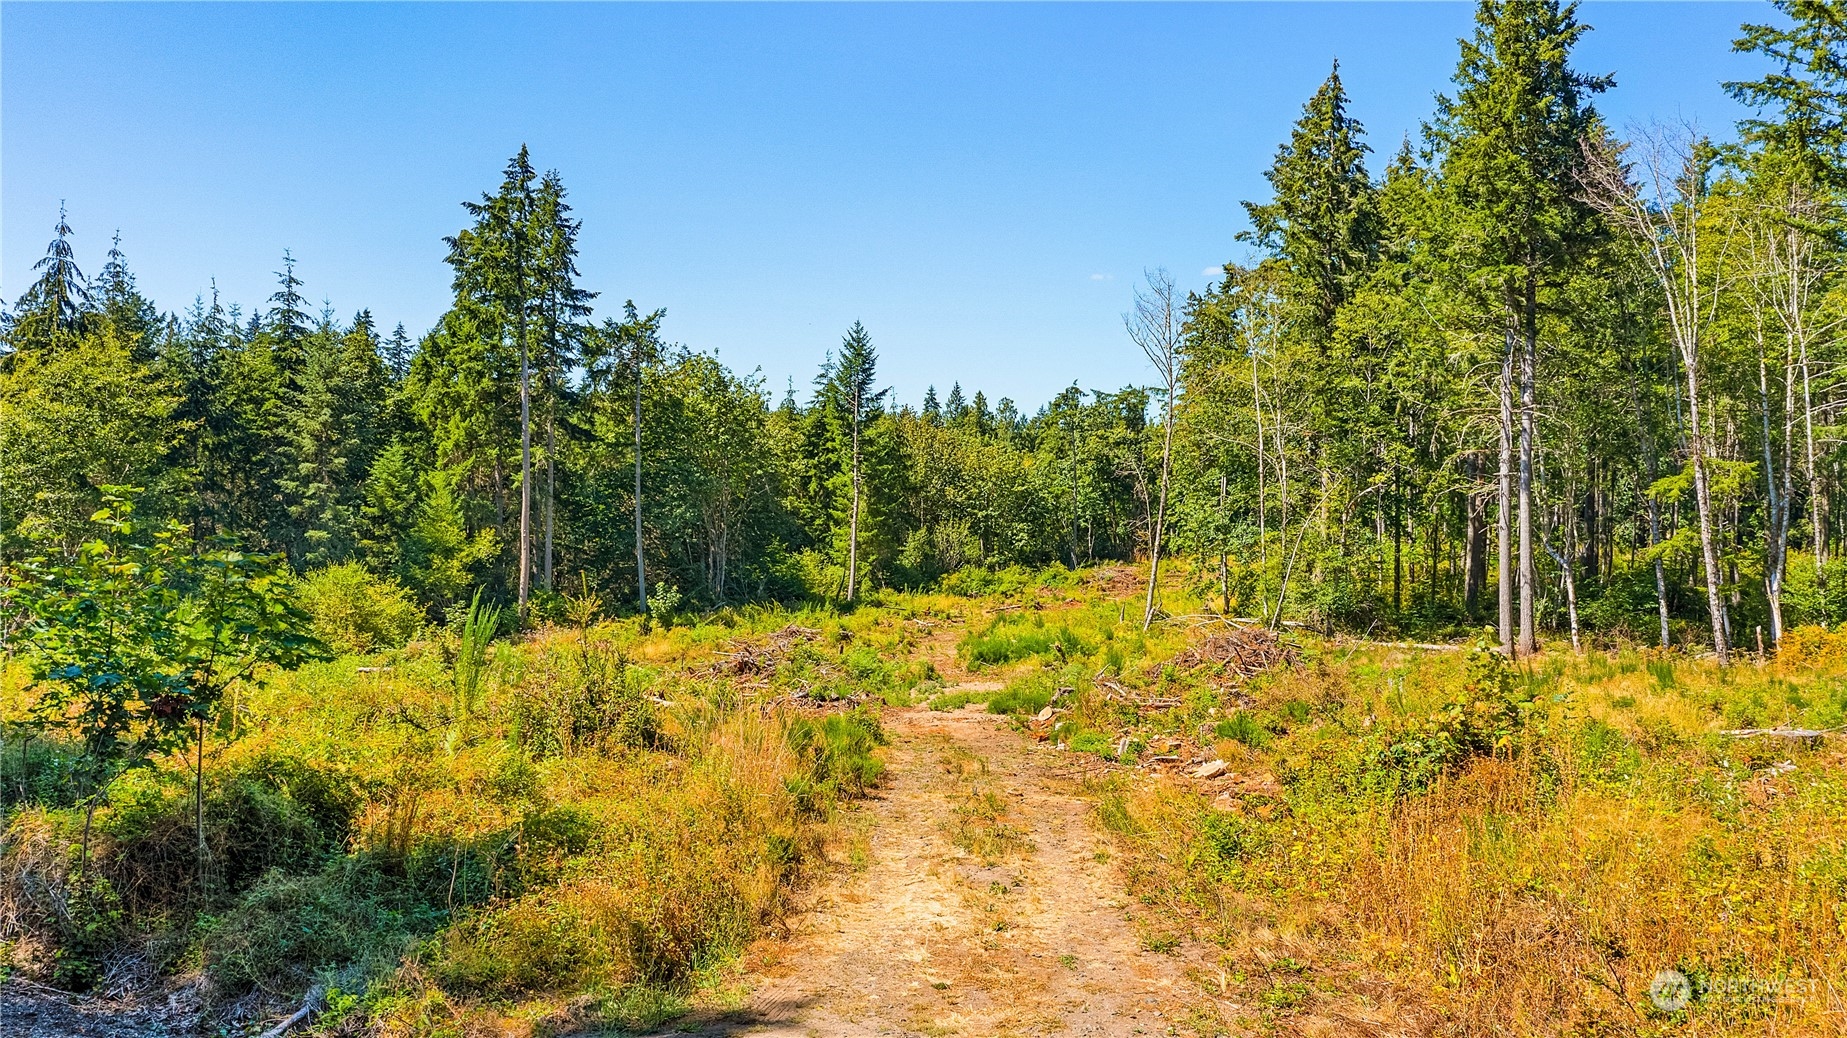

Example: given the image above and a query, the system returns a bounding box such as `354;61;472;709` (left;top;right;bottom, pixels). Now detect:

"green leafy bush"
296;563;423;655
102;751;361;913
204;855;428;993
1367;641;1538;791
987;674;1056;716
1215;712;1271;748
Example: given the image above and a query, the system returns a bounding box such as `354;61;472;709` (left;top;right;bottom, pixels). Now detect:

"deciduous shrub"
1367;641;1540;791
296;563;423;655
1777;623;1847;668
784;708;886;812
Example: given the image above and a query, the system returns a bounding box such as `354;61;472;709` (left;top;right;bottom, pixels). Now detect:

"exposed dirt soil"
659;700;1222;1037
4;688;1228;1038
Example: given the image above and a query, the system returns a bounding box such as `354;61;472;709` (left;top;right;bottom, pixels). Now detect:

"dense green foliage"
8;1;1847;658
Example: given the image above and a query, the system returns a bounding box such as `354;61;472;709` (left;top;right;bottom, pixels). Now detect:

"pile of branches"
1163;626;1298;683
703;624;820;682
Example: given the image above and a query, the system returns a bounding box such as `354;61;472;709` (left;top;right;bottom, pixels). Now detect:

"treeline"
1169;0;1847;659
0;149;1159;621
8;0;1847;658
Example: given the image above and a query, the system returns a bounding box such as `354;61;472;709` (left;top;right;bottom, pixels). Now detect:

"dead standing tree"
1126;268;1181;631
1584;125;1735;663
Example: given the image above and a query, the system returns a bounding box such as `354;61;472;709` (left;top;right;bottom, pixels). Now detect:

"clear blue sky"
3;2;1768;408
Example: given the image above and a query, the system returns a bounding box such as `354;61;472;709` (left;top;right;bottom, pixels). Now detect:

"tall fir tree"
10;204;93;353
532;169;595;590
95;232;161;357
1427;0;1609;656
1242;61;1380;336
834;321;886;600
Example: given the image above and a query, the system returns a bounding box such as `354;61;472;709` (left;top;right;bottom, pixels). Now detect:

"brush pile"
1163;626;1297;683
704;625;820;682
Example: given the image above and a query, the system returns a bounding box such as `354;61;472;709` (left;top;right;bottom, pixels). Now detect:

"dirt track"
660;700;1212;1037
3;696;1218;1038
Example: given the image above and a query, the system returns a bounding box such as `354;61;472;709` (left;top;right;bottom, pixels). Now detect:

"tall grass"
1091;642;1847;1033
1;604;891;1031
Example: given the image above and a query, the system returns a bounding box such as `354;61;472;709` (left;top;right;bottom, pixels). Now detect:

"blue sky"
3;2;1767;407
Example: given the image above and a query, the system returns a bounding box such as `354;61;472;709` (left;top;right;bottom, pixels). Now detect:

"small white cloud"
1089;273;1112;281
1201;266;1222;278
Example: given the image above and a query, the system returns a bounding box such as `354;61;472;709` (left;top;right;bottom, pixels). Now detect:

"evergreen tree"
584;303;666;611
834;322;887;600
1728;0;1847;186
443;147;545;608
1427;0;1609;656
266;251;313;373
10;204;93;353
383;322;415;382
532;170;595;590
96;231;161;356
944;382;968;422
359;440;422;583
1242;61;1380;334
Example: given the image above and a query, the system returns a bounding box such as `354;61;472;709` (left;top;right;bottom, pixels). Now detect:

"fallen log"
1337;638;1465;652
258;985;325;1038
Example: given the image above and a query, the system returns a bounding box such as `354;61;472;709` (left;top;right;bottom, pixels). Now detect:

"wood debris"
1721;726;1838;740
1097;679;1180;711
703;624;820;681
1161;627;1298;684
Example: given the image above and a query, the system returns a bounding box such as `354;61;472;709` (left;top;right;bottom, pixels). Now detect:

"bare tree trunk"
1498;334;1515;657
1464;457;1487;620
543;408;555;591
1632;363;1672;648
847;405;861;603
1143;414;1174;630
1518;284;1538;656
1686;359;1731;662
1802;336;1826;590
1069;410;1082;568
1650;521;1672;646
1540;531;1581;652
1781;341;1798;630
195;720;209;902
1428;491;1440;614
1126;270;1181;632
1584;128;1732;662
1758;331;1787;644
519;339;532;611
634;354;646;613
1252;351;1268;594
1218;473;1229;614
716;510;729;604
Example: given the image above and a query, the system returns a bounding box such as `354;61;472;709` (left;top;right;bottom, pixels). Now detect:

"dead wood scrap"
1164;627;1299;682
258;986;326;1038
1337;637;1465;653
702;624;820;679
1096;679;1181;710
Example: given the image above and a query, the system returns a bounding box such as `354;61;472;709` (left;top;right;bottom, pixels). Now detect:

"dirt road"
663;700;1213;1037
3;696;1219;1038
